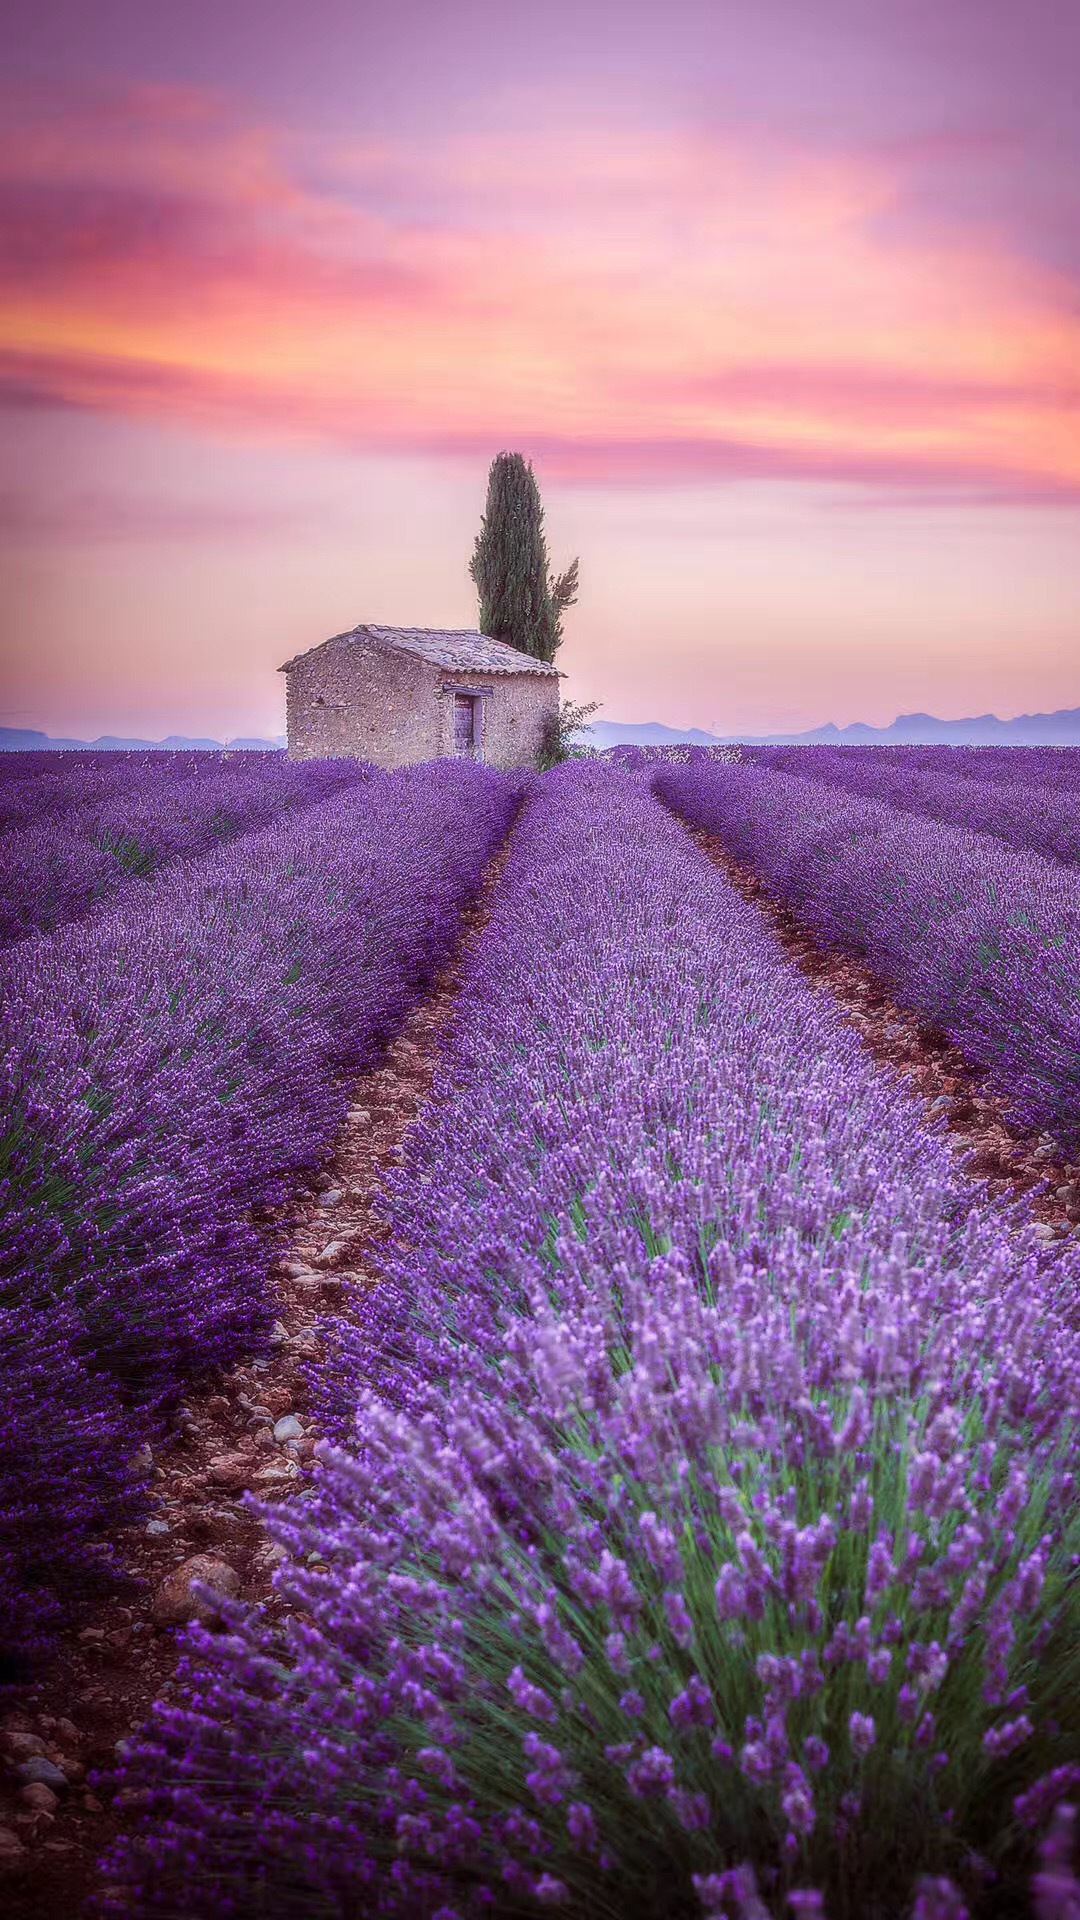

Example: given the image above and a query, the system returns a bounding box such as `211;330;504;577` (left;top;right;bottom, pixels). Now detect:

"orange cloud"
2;82;1078;501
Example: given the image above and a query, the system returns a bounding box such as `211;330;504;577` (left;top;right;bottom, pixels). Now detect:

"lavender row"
741;746;1080;869
657;758;1080;1159
748;745;1080;791
105;763;1080;1918
605;743;1080;793
0;749;247;832
0;754;375;945
0;760;519;1684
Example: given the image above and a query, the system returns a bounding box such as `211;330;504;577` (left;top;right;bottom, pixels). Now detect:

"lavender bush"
101;764;1080;1918
745;747;1080;794
741;747;1080;869
0;751;375;944
0;750;246;835
655;757;1080;1157
0;1304;146;1685
1;759;520;1682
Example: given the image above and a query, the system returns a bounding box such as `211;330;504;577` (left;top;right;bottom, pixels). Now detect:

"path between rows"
686;819;1080;1248
0;839;510;1920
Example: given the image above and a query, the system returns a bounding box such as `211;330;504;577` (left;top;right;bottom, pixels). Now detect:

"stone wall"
285;635;559;770
286;637;441;766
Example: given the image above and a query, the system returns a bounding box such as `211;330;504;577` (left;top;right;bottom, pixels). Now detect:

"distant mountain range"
6;708;1080;755
581;708;1080;750
0;727;287;752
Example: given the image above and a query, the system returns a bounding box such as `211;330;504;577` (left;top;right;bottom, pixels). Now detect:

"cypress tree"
469;452;578;663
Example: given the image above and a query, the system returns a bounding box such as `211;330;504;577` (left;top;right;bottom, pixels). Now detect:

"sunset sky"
1;0;1077;741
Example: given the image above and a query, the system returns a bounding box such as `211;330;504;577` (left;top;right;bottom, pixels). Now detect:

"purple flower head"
996;1463;1030;1532
522;1733;573;1806
839;1386;871;1450
669;1674;715;1730
534;1875;570;1906
1032;1803;1080;1920
566;1801;598;1853
911;1565;952;1612
849;1712;876;1758
781;1763;816;1836
594;1551;642;1625
533;1601;585;1676
849;1478;873;1531
693;1866;769;1919
506;1665;558;1724
907;1640;949;1693
663;1588;695;1648
910;1875;970;1919
757;1651;805;1708
605;1631;631;1675
626;1745;676;1799
717;1487;746;1529
739;1740;775;1786
638;1510;683;1582
1015;1770;1080;1831
669;1787;712;1831
897;1683;920;1724
715;1563;748;1622
416;1747;457;1788
984;1716;1034;1759
736;1530;772;1587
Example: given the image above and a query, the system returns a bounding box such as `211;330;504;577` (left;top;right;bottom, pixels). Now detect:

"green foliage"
469;451;579;663
537;698;601;771
97;830;157;876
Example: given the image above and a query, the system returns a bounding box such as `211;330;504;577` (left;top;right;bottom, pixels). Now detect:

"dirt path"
0;843;509;1919
687;823;1080;1245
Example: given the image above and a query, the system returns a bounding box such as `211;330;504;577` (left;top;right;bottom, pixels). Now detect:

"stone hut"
279;624;561;769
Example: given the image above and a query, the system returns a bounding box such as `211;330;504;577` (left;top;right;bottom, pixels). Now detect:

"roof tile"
280;625;560;676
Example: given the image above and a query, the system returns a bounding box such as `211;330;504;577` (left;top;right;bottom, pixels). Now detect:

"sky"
1;0;1077;740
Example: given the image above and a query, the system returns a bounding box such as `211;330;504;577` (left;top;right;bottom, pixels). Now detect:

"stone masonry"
279;625;561;770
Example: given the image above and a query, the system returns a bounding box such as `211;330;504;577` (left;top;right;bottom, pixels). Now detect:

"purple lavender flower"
715;1563;748;1621
984;1715;1034;1758
663;1587;695;1647
1016;1770;1080;1831
507;1666;558;1723
781;1762;816;1836
910;1877;970;1919
669;1674;714;1729
1031;1803;1080;1920
566;1801;597;1852
849;1712;876;1757
625;1746;676;1798
523;1733;573;1806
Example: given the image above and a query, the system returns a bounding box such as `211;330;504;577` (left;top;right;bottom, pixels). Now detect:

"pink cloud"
1;81;1078;505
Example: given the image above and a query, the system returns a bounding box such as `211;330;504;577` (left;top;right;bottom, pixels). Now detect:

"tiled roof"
279;624;560;676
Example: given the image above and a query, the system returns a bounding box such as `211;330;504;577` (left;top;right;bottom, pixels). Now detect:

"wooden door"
453;694;476;756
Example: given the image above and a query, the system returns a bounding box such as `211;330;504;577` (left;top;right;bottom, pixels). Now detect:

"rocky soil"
0;856;504;1918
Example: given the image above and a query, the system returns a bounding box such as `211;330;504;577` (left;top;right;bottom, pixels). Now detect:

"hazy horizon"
2;0;1077;741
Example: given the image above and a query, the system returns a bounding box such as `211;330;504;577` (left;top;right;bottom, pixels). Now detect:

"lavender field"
3;747;1080;1918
